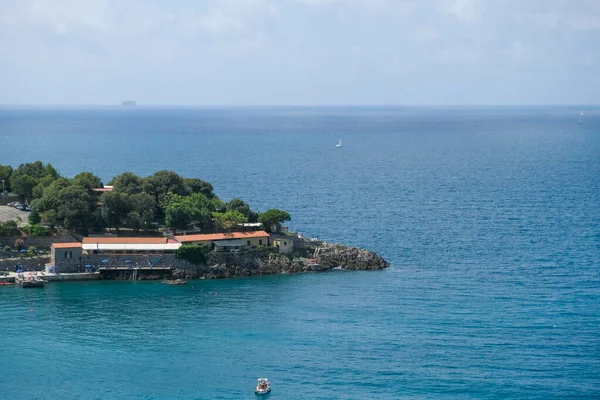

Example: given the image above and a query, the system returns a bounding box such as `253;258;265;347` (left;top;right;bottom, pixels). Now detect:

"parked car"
24;205;31;211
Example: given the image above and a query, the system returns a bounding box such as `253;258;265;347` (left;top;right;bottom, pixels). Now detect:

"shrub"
27;246;37;257
14;238;24;251
0;220;19;236
175;244;211;265
31;224;50;236
4;246;11;252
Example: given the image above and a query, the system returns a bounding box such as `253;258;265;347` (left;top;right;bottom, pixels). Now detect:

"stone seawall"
0;256;50;271
0;235;79;250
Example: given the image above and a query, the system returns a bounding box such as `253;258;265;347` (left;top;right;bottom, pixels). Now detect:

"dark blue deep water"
0;106;599;399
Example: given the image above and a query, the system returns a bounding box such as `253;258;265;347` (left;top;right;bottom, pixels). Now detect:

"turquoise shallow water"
1;106;599;398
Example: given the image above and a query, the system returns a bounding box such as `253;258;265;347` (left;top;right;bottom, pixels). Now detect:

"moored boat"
254;378;271;395
16;274;45;288
162;279;187;285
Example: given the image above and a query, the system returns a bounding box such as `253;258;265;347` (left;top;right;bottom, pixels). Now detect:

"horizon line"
0;103;596;108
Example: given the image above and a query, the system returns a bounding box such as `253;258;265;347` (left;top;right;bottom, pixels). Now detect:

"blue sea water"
0;106;599;399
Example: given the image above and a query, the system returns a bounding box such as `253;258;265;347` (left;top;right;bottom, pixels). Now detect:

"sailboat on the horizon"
335;138;342;148
577;111;583;124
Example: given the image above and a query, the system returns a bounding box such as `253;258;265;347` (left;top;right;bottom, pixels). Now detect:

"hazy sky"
1;0;599;105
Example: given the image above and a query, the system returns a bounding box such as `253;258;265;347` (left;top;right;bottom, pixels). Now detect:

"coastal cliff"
172;244;390;279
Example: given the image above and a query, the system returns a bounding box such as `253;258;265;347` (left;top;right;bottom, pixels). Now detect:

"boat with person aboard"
254;378;271;395
16;273;45;288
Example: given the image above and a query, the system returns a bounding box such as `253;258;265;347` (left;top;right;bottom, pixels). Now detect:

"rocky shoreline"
171;244;390;280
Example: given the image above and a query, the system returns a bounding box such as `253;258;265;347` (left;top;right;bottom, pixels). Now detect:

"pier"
0;266;173;284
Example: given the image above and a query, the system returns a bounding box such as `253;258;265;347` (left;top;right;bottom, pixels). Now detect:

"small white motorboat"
254;378;271;395
335;138;342;147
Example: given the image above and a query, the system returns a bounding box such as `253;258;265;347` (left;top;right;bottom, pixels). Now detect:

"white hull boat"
254;378;271;395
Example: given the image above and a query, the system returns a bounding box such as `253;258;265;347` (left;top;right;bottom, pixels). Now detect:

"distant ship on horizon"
122;100;136;107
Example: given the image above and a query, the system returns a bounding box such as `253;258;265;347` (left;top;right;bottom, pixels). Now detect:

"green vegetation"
27;246;37;257
22;224;51;236
0;220;19;236
212;211;248;232
9;161;59;202
175;244;211;265
0;164;13;193
259;209;291;232
28;208;41;224
5;161;291;235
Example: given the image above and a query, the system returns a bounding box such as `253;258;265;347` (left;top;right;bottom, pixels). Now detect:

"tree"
28;209;41;225
73;172;103;190
142;170;187;198
183;178;214;197
212;211;248;232
10;174;37;201
163;193;214;231
227;198;259;222
210;197;227;213
32;178;72;216
56;185;96;231
0;165;13;193
258;209;291;232
100;192;130;229
227;198;250;215
10;161;60;201
109;172;143;195
125;193;156;231
165;202;197;230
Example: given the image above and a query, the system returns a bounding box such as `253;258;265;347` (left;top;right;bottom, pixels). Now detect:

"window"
247;240;251;246
64;251;72;259
259;239;263;245
284;241;287;246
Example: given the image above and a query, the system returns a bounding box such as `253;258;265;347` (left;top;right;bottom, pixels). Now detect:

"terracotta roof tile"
82;237;167;244
174;230;270;243
52;242;82;248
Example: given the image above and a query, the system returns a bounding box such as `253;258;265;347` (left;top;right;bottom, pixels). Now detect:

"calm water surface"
0;106;599;399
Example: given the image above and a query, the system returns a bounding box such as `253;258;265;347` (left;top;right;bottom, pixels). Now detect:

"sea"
0;106;599;399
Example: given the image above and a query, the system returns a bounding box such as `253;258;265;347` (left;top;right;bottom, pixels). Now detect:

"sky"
0;0;599;105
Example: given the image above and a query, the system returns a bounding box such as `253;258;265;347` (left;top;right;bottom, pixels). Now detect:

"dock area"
0;266;174;284
0;271;101;283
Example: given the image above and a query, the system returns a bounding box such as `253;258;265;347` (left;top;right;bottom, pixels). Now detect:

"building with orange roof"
50;242;83;272
174;230;270;247
81;236;179;255
82;237;167;245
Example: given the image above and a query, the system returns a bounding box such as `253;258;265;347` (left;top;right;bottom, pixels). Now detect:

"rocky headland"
171;244;390;280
